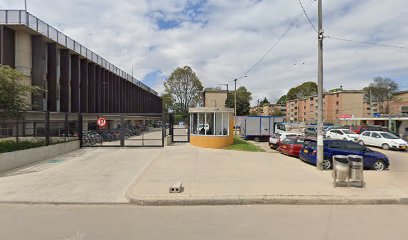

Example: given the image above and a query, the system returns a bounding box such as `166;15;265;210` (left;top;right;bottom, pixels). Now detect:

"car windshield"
295;139;305;144
380;132;399;139
282;138;295;144
342;130;354;134
304;140;317;149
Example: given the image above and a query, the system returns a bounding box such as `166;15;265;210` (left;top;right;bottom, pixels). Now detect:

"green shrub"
0;140;45;153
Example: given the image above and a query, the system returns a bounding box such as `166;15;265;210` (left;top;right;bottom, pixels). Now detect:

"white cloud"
1;0;407;105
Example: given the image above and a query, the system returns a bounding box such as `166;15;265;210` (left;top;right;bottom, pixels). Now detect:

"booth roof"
189;107;234;113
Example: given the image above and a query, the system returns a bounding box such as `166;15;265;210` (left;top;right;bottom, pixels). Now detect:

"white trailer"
240;116;285;141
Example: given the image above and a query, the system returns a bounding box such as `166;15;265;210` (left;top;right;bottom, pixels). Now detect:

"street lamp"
233;75;248;135
219;83;229;93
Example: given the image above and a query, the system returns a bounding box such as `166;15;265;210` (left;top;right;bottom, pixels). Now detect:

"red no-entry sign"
97;117;107;127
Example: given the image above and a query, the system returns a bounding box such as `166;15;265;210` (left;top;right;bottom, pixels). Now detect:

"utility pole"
234;79;238;135
24;0;27;12
369;90;373;116
316;0;324;170
233;76;247;135
257;99;260;115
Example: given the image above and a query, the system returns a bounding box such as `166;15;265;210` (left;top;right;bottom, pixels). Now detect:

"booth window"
191;112;229;136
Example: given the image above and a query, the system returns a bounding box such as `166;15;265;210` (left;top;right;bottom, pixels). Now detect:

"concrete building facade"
203;89;228;108
0;10;162;115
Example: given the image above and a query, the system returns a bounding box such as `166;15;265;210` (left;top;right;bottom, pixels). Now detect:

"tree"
225;86;252;116
276;95;287;104
0;65;40;118
364;76;399;114
260;97;270;106
287;81;318;100
163;66;204;120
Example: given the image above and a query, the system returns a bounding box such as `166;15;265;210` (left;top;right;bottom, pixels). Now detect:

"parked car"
350;125;391;134
325;129;359;141
358;131;408;151
269;132;303;149
304;126;317;137
299;139;390;171
278;137;305;157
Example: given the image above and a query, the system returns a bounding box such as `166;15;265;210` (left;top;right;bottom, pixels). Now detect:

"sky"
1;0;407;105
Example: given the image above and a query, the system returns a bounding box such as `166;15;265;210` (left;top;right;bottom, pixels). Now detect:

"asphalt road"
0;204;407;240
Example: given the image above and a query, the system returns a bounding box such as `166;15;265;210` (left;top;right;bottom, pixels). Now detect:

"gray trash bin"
348;155;364;187
332;155;350;187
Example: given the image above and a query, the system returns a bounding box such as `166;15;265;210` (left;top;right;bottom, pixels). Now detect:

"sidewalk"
126;144;408;205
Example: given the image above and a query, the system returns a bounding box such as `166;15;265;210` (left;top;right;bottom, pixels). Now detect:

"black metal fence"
1;111;166;148
169;113;190;143
0;111;80;145
79;113;165;147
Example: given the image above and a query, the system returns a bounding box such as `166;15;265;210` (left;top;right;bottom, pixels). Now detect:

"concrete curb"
0;201;130;206
0;197;407;207
129;196;408;206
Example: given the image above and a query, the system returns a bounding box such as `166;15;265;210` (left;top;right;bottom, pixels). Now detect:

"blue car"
299;139;390;171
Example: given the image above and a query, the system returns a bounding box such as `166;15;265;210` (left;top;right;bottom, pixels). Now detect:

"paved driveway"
0;147;163;203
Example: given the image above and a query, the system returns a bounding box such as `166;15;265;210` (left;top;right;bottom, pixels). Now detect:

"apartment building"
286;90;366;124
249;103;286;116
390;91;408;115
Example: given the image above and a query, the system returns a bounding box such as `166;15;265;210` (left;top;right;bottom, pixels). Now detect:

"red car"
278;137;305;157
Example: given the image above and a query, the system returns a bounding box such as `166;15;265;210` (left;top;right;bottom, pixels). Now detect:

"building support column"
31;35;47;111
60;49;71;112
87;63;96;113
70;55;80;113
95;66;101;113
80;59;88;113
47;43;58;112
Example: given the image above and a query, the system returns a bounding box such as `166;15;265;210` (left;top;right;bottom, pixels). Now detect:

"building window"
336;101;339;106
191;112;229;136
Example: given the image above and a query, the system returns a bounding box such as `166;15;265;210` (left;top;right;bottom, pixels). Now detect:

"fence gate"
170;114;190;143
80;113;164;147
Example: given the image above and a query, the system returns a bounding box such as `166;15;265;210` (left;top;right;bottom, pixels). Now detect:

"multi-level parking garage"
0;10;163;147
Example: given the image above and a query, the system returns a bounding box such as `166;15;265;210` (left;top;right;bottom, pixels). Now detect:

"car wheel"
382;143;390;150
323;159;332;170
373;160;386;171
254;137;260;142
358;140;365;146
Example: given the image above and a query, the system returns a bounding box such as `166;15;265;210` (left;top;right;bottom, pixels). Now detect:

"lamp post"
233;75;248;135
219;83;229;93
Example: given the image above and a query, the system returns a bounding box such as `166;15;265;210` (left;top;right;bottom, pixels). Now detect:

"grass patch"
0;140;46;153
224;136;265;152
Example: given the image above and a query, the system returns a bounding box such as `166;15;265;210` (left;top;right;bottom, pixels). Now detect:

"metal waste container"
348;155;364;187
332;155;350;187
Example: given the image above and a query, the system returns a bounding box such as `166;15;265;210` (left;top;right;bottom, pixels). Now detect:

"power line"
298;0;317;33
238;0;316;79
325;35;407;49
